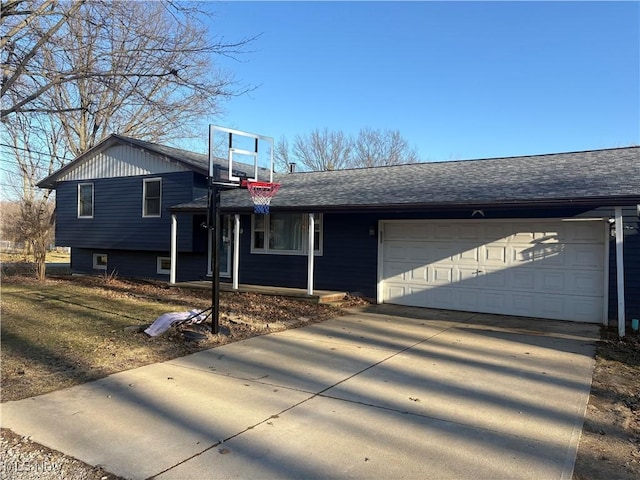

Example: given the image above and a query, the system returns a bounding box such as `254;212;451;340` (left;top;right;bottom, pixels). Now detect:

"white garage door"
379;219;607;323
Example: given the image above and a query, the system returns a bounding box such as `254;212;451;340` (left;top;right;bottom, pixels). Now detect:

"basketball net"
246;181;281;214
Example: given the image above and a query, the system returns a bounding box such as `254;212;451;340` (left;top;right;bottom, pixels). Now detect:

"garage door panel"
569;272;603;296
432;265;454;285
484;292;507;312
430;243;458;263
458;266;481;286
484;224;510;241
509;294;536;317
509;269;536;290
384;262;410;282
537;295;567;319
539;271;566;292
410;266;428;283
481;268;507;288
408;245;431;262
385;284;429;306
457;289;480;310
459;224;482;240
516;243;566;265
570;245;605;269
573;297;603;322
433;224;456;240
429;288;454;308
571;222;606;243
385;223;429;240
384;243;408;261
381;220;605;323
483;245;508;265
459;246;480;261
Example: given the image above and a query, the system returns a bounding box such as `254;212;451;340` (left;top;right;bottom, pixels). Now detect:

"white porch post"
170;214;177;284
615;207;625;337
233;214;240;290
307;213;315;295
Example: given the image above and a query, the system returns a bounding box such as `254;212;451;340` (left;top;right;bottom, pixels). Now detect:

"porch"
173;281;347;304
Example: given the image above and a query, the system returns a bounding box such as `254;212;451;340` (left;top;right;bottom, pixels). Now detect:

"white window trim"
93;253;107;270
251;213;323;256
143;177;162;218
157;256;171;275
78;183;94;218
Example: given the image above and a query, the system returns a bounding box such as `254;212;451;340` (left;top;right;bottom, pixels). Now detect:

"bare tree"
4;199;55;281
352;128;419;167
274;135;292;173
1;0;254;279
2;0;255;151
291;128;354;171
276;128;419;171
1;0;88;118
1;112;67;280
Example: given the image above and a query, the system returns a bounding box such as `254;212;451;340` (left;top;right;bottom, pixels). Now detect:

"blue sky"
195;0;639;163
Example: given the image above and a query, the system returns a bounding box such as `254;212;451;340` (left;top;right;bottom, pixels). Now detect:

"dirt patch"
573;331;640;480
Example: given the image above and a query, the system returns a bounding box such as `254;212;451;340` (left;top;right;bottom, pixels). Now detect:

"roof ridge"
282;145;639;175
111;134;207;159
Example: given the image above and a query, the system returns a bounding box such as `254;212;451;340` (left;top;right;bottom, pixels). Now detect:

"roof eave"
174;195;640;214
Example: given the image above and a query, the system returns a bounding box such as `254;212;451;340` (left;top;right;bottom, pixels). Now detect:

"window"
93;253;107;270
251;213;322;255
78;183;94;218
143;178;162;217
157;256;171;275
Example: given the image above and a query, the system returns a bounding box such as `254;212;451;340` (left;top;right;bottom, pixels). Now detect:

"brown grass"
0;274;341;402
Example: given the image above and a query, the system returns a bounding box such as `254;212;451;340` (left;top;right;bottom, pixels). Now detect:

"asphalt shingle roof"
37;134;639;212
203;146;638;212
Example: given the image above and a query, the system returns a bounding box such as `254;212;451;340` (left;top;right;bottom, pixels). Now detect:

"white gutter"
170;214;177;284
615;207;625;337
307;213;315;295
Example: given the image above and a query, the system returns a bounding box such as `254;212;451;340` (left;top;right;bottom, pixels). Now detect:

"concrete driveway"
0;306;598;479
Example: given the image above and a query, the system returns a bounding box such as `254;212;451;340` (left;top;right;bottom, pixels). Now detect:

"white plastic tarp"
144;309;208;337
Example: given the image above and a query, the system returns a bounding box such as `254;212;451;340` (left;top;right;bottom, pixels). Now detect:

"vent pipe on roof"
288;162;297;174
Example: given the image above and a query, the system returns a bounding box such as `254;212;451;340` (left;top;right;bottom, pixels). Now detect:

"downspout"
307;213;315;295
170;214;177;284
615;207;625;337
233;214;240;290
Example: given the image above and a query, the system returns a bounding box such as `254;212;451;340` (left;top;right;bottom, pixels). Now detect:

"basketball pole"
207;124;221;335
209;183;221;335
207;124;275;335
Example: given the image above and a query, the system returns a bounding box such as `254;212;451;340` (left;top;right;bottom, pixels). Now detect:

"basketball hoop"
245;181;281;214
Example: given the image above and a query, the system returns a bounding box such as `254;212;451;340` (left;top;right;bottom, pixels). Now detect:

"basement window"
93;253;108;270
157;257;171;275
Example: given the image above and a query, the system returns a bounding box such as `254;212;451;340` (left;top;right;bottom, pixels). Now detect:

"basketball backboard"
208;125;274;186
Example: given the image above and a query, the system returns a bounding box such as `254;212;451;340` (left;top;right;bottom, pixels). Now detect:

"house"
38;135;640;328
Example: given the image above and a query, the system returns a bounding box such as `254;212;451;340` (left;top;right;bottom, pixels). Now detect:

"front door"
208;215;232;278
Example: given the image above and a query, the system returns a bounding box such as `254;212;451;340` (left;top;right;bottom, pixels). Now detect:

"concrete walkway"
0;306;598;480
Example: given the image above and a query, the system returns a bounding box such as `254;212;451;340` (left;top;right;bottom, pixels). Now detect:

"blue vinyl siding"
605;206;639;322
234;206;639;322
67;202;639;324
72;248;209;282
57;172;202;251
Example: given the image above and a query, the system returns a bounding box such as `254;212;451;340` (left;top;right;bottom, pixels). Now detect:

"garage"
379;219;608;322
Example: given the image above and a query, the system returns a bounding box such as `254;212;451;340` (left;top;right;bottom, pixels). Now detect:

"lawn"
1;274;340;402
